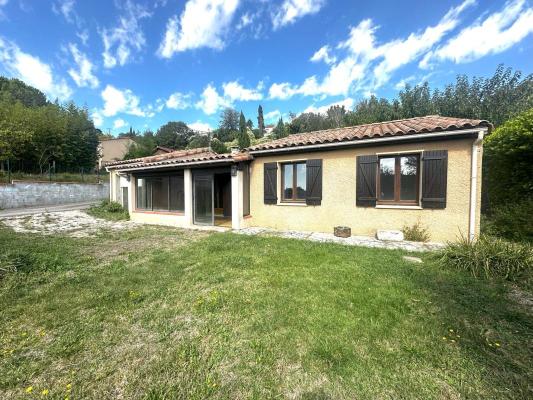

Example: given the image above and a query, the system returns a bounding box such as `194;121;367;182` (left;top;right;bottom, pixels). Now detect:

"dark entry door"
193;174;214;225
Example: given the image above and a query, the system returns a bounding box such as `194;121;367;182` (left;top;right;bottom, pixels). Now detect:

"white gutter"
249;128;488;155
469;131;485;241
107;157;234;173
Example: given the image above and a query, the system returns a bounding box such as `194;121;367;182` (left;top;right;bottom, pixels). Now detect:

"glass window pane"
151;176;169;211
295;163;306;199
400;156;418;201
379;157;395;200
283;164;293;199
170;175;184;211
136;178;146;209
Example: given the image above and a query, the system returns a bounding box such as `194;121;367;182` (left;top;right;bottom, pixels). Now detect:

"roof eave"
248;127;489;156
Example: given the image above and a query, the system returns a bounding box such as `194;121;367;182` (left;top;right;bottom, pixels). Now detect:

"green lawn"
0;225;531;399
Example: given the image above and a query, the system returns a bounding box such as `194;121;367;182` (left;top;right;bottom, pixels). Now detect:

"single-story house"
106;115;491;242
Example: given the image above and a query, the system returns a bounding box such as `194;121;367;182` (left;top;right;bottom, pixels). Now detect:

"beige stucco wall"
246;138;483;242
99;138;135;168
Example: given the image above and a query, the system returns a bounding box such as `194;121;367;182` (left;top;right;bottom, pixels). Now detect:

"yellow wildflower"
25;386;33;393
495;342;501;347
442;337;447;340
66;383;72;390
41;389;49;396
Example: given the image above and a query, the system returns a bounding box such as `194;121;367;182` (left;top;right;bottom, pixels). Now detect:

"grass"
86;200;129;221
0;226;532;399
0;171;108;184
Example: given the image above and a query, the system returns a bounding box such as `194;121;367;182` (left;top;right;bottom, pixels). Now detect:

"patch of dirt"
508;286;533;314
0;210;136;237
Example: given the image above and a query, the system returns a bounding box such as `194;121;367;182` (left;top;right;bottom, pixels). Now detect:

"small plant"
402;221;430;242
87;200;129;221
436;235;533;284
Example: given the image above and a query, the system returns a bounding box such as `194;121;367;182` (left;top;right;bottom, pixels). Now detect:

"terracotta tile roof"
248;115;491;152
106;147;252;171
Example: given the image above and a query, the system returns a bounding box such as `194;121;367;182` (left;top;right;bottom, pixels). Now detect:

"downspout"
469;131;484;241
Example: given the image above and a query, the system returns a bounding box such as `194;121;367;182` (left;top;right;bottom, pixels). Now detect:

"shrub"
484;108;533;207
402;221;430;242
210;138;229;154
482;199;533;243
436;235;533;283
87;200;129;221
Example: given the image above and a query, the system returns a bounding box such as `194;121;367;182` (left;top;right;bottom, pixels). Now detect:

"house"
264;124;275;136
98;137;136;169
153;146;174;155
106;116;491;242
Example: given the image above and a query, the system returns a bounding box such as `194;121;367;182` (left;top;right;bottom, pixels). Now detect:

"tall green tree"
273;117;288;139
237;111;251;149
257;105;265;138
217;108;240;142
155;121;193;149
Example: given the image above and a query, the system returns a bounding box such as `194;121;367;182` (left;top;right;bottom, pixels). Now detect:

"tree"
210;137;229;154
155;121;193;149
217;108;239;142
273;117;288;139
187;134;210;149
246;119;253;130
257;105;265;138
484;108;533;207
236;111;251;149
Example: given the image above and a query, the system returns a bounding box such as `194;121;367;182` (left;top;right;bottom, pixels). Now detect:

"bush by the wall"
482;199;533;243
436;235;533;284
402;221;430;242
87;200;129;221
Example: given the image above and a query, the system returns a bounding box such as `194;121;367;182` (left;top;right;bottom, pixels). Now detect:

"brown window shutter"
421;150;448;209
306;159;322;205
264;162;278;204
356;155;377;207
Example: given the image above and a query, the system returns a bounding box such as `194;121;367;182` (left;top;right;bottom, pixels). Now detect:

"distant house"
97;137;135;169
264;124;275;136
106;116;491;242
153;146;174;155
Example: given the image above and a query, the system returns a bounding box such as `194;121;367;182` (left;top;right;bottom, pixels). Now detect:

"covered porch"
107;148;251;231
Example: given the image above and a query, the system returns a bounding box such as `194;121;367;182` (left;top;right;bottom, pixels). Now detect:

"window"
378;154;419;204
281;162;306;202
136;172;184;212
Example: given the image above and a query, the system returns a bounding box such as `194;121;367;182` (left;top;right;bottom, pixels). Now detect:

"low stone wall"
0;181;109;209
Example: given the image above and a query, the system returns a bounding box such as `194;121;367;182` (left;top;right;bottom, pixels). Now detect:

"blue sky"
1;0;532;135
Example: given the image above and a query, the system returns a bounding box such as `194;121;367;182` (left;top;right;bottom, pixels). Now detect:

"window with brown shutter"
306;159;322;205
263;162;277;204
421;150;448;209
356;155;378;207
281;162;306;202
377;154;420;205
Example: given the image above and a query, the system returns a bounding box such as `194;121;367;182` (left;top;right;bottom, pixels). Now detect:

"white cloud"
100;85;146;117
195;83;230;115
52;0;76;23
222;81;263;101
303;98;354;114
101;0;151;68
188;121;213;132
158;0;240;57
269;0;475;99
91;110;103;127
0;37;72;100
272;0;325;30
310;45;336;65
76;29;89;46
236;12;253;30
421;0;533;68
264;109;281;122
166;92;191;109
113;118;127;129
67;43;99;88
0;0;8;19
394;75;415;90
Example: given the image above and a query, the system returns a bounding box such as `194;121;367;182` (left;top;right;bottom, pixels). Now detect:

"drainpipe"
469;131;484;241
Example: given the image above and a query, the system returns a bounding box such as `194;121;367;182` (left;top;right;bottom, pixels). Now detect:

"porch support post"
184;168;193;226
128;174;135;214
231;169;243;230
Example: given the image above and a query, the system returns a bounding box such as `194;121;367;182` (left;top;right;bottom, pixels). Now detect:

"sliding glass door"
193;174;214;225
